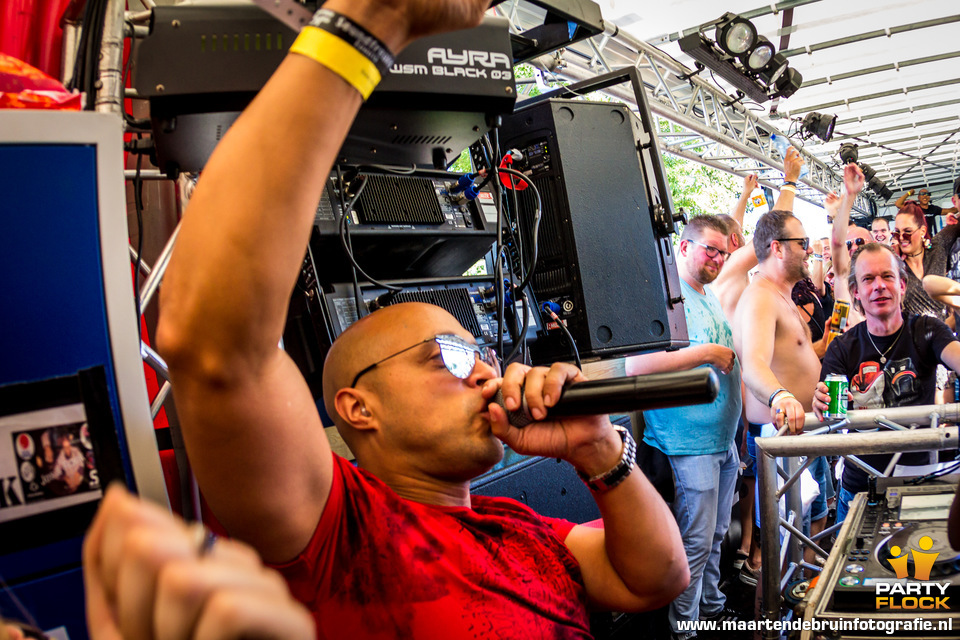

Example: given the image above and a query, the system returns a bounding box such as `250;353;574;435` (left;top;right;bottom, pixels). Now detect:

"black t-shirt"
820;313;957;492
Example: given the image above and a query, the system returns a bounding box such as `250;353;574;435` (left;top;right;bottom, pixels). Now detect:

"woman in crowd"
894;203;960;324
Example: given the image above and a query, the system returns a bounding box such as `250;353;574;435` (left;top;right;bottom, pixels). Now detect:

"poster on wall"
0;369;126;555
0;402;102;521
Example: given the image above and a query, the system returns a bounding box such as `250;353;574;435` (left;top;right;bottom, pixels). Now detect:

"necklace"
865;323;904;364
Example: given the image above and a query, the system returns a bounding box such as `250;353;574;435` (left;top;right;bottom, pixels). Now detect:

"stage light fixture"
758;52;788;85
742;36;775;73
867;176;893;201
716;13;756;56
771;67;803;100
839;143;859;165
679;14;801;104
800;112;836;142
858;162;876;181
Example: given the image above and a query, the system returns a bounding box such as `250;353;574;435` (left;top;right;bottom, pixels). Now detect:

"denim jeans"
836;486;857;524
667;443;740;632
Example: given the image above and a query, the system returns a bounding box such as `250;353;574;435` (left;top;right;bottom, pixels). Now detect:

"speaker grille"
355;174;444;225
389;288;481;337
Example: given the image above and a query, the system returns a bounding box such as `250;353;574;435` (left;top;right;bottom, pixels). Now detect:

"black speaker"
498;99;687;364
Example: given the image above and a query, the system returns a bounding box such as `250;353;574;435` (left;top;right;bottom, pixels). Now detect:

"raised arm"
894;190;912;210
772;147;804;211
155;1;489;561
732;173;758;227
829;165;866;325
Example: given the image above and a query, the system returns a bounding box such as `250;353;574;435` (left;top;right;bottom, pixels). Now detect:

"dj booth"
801;477;959;638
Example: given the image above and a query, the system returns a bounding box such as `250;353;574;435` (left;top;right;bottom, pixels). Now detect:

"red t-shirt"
269;454;591;639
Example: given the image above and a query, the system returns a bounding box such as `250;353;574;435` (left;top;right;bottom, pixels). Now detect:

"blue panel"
0;566;89;640
0;145;111;386
0;143;133;628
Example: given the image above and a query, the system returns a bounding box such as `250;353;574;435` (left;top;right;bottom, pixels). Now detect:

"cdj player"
801;476;960;637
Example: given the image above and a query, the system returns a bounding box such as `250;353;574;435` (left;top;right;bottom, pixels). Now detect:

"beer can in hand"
824;374;848;419
826;299;851;346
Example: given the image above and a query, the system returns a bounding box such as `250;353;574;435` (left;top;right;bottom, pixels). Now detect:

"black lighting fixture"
858;162;876;182
716;13;757;57
800;112;837;142
741;36;776;74
679;13;802;104
839;142;859;165
868;175;893;201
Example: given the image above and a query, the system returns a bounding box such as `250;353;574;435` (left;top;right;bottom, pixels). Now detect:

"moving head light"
839;143;859;165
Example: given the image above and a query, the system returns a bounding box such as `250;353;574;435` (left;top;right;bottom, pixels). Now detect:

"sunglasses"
351;334;499;388
687;239;730;260
846;238;865;250
775;237;810;250
892;227;919;240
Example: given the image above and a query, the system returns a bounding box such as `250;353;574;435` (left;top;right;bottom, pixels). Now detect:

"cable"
543;306;581;369
333;171;402;319
506;289;531;364
906;459;960;485
496;166;542;294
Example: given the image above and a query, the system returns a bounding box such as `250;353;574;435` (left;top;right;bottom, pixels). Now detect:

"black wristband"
783;180;798;187
768;387;789;407
308;9;395;75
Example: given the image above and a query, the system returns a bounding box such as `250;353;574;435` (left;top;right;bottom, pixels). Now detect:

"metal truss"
500;2;874;216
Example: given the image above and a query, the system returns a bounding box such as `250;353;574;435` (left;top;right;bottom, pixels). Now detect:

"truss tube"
781;16;960;58
139;222;181;312
758;424;958;458
801;404;959;431
95;0;125;115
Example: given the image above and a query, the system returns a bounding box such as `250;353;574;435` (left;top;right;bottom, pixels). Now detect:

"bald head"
321;302;472;429
847;226;872;256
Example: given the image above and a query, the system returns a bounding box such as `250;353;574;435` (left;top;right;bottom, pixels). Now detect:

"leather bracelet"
783;180;798;187
577;426;636;493
768;387;789;407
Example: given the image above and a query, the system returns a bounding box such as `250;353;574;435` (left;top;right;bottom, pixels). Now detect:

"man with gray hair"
814;242;960;522
628;214;741;636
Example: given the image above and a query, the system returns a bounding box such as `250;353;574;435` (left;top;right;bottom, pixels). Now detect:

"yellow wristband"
289;26;382;100
781;185;797;194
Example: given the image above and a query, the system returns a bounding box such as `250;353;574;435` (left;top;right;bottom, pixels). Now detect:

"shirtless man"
711;152;804;573
713;148;805;323
732;207;821;582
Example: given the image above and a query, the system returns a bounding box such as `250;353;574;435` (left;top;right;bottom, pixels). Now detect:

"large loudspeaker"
498;99;687;363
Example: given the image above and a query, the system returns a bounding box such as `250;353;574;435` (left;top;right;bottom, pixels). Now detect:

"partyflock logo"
875;536;950;610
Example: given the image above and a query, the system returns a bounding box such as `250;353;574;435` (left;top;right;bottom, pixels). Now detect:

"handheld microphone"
492;369;719;427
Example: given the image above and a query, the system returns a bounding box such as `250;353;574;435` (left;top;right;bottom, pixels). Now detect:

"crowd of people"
7;2;960;639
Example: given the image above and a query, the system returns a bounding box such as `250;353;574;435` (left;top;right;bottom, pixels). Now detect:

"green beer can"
824;374;848;419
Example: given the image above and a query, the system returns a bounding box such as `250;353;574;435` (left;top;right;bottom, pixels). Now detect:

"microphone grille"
493;388;533;428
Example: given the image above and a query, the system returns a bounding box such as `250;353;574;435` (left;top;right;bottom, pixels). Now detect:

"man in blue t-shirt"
627;215;742;638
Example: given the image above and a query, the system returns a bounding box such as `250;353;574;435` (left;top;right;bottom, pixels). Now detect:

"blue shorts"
742;422;763;479
807;455;834;522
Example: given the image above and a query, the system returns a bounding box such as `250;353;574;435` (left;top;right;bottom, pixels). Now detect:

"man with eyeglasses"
626;215;741;637
105;1;693;638
732;171;861;582
894;187;958;238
